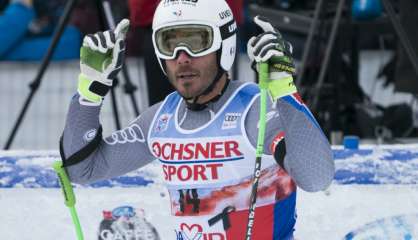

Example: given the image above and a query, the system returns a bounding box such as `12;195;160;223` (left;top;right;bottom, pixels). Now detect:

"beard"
166;61;218;99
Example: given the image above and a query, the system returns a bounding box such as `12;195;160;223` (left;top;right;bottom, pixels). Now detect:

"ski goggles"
153;22;223;60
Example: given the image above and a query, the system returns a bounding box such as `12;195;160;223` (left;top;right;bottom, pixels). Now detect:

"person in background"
0;0;81;61
68;0;101;37
128;0;172;106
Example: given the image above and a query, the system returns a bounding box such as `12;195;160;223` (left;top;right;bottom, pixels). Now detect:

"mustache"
175;66;200;76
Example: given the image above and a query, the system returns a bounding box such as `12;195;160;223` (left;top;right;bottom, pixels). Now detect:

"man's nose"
176;50;192;65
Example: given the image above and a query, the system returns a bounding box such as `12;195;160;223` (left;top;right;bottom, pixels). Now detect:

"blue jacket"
0;3;81;61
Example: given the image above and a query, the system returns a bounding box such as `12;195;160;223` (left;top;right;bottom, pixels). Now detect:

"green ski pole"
53;161;84;240
245;62;269;240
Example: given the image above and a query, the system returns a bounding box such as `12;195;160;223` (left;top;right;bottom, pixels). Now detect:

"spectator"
128;0;173;106
0;0;81;61
228;0;244;26
68;1;101;37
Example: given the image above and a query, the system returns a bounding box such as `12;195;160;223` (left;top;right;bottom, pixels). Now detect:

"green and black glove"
78;19;130;104
247;16;297;100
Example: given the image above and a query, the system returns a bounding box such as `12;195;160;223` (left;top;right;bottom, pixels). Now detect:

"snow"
1;146;418;240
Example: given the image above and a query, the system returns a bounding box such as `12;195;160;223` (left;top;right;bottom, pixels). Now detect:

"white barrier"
0;59;149;150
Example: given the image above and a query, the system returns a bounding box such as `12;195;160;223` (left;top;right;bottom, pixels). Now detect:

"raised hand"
78;19;130;103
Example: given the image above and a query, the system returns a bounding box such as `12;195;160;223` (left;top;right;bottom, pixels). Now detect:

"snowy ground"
1;146;418;240
1;185;418;240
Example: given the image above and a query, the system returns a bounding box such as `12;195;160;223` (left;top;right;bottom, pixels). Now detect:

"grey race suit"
62;80;334;239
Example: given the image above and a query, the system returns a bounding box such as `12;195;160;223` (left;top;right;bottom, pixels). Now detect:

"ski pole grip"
53;161;76;207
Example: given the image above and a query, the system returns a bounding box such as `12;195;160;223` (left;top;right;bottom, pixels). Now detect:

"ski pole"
245;62;269;240
53;161;84;240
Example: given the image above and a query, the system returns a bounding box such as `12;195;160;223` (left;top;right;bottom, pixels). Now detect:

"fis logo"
155;114;172;133
175;223;225;240
173;10;182;17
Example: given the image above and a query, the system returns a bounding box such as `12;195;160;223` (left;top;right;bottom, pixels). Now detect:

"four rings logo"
104;123;145;145
222;113;241;130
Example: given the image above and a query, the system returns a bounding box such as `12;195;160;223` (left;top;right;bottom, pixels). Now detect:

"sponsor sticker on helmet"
163;0;199;7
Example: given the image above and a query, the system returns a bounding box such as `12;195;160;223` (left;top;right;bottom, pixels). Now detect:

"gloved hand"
78;19;130;103
247;16;297;100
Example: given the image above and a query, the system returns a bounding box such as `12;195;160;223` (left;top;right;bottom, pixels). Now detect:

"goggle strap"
220;19;237;40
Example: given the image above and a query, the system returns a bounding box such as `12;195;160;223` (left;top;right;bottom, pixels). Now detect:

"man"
128;0;172;105
61;0;334;239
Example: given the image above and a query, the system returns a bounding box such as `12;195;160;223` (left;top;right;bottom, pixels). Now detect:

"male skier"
60;0;335;239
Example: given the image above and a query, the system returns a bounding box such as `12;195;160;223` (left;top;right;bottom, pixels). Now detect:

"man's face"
165;51;218;99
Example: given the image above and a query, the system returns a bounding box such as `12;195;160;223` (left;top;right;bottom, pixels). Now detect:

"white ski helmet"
152;0;237;74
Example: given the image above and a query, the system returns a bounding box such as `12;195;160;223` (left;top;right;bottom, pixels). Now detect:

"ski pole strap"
53;161;76;207
59;125;103;167
245;62;269;240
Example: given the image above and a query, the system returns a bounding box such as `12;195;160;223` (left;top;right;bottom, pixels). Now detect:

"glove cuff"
268;75;297;100
78;74;110;103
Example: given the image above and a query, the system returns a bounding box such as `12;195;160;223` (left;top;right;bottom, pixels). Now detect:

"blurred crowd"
0;0;80;60
0;0;252;105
